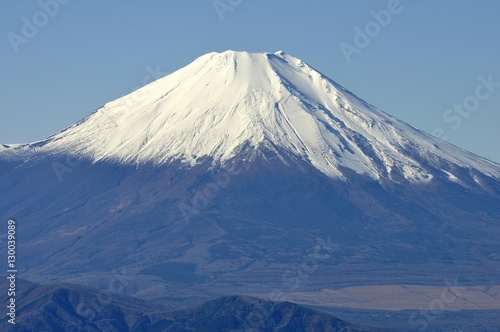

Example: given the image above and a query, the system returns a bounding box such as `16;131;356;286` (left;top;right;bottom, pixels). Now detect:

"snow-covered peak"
7;51;500;183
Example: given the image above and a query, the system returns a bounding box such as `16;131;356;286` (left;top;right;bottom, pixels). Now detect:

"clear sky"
1;0;499;162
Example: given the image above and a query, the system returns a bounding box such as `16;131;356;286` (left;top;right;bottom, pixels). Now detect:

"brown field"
246;284;500;311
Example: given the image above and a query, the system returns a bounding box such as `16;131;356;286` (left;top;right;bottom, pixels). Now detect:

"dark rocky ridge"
0;280;381;332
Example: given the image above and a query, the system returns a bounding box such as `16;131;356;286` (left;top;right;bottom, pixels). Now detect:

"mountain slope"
3;51;498;184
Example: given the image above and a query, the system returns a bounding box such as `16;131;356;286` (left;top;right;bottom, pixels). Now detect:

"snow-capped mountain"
4;51;498;184
1;51;499;310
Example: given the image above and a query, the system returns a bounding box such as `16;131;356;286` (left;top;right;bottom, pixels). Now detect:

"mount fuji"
1;51;499;312
4;50;498;183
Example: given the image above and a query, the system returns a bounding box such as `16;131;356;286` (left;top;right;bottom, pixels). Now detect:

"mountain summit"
10;50;498;183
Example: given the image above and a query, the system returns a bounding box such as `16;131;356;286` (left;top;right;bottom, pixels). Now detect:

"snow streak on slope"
4;51;500;182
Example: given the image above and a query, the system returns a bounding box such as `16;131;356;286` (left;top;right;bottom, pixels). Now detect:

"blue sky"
1;0;499;162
